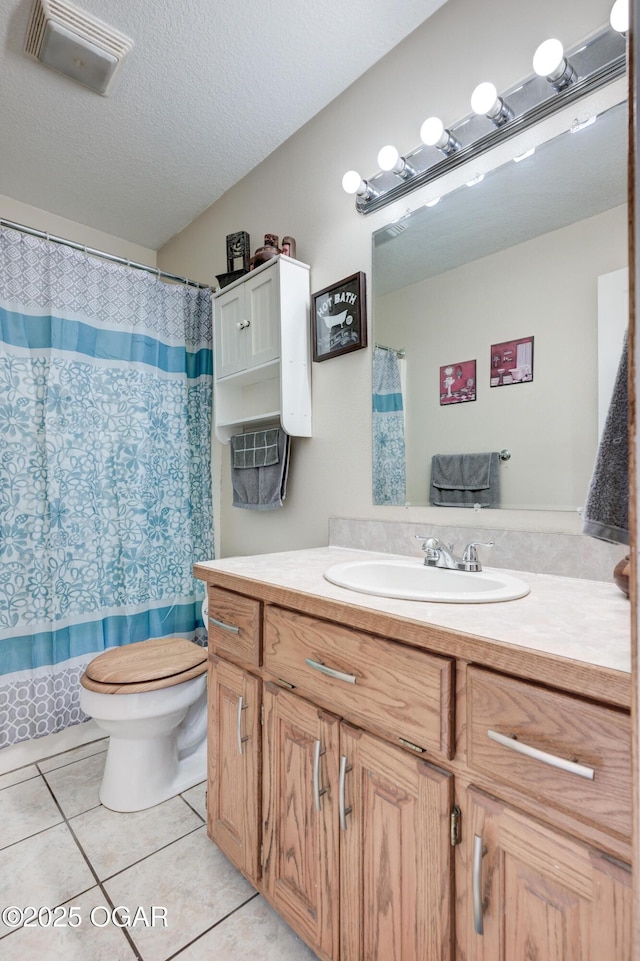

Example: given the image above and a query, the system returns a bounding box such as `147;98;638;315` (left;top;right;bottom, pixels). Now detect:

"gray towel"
231;428;280;468
583;332;629;544
231;428;290;510
430;452;500;507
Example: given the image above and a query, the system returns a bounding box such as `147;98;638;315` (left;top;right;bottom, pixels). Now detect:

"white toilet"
79;636;208;813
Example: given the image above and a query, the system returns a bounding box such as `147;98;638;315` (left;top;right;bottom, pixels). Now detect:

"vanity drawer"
207;586;261;667
467;666;631;839
263;605;453;758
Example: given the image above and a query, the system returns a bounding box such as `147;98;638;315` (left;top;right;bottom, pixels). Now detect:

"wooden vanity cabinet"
262;683;340;961
199;574;632;961
464;786;632;961
262;682;454;961
339;722;453;961
207;655;261;883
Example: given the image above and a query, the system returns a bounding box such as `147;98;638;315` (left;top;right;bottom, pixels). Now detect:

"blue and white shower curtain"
0;227;214;748
372;346;406;504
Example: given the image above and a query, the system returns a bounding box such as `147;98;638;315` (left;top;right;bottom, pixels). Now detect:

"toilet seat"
80;636;207;695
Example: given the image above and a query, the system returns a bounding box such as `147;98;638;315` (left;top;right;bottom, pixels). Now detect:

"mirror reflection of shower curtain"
373;346;406;504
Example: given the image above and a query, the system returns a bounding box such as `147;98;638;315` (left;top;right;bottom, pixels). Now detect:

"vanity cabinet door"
466;786;632;961
339;723;454;961
262;683;340;961
207;656;261;883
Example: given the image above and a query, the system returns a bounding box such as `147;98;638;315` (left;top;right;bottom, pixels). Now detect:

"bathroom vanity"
194;546;632;961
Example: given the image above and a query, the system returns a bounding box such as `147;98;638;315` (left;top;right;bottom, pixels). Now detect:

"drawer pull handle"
313;739;327;812
473;834;487;935
209;615;240;635
305;658;356;685
339;755;353;831
237;696;249;755
487;729;595;780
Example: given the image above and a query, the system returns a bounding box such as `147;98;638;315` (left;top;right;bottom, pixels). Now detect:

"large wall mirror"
372;97;628;510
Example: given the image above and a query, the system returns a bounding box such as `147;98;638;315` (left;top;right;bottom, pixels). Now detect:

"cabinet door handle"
339;755;352;831
473;834;486;935
313;739;327;811
208;615;240;634
487;729;595;780
305;658;356;685
237;696;248;755
235;319;250;329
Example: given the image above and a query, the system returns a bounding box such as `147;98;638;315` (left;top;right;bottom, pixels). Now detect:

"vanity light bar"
345;21;626;216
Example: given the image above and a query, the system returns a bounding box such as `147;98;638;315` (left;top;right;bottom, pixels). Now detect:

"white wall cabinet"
213;255;312;443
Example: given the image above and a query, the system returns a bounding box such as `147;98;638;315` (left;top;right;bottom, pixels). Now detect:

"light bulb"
377;145;401;172
420;116;445;147
533;38;565;78
471;82;499;117
420;116;460;156
342;170;364;195
610;0;629;33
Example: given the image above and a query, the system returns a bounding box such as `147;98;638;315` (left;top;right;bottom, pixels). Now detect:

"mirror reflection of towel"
230;428;290;510
430;452;500;507
583;332;629;544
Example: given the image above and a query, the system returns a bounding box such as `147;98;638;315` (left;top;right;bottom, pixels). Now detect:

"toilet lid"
84;637;207;686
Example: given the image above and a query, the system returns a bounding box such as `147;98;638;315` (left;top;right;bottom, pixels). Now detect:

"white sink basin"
323;558;530;603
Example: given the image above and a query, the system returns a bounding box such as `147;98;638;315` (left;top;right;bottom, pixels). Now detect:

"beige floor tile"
0;764;40;791
70;795;203;879
43;752;106;818
180;781;207;821
104;826;255;961
0;776;62;849
0;822;95;938
38;738;108;774
0;887;137;960
177;896;320;960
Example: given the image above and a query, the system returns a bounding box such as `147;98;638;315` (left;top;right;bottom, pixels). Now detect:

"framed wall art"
312;271;367;362
490;336;534;387
440;359;476;405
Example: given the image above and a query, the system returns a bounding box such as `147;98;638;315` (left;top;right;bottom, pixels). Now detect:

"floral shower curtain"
0;226;214;748
372;346;406;505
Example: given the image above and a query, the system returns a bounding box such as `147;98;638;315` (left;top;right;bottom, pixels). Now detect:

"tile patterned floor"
0;739;319;960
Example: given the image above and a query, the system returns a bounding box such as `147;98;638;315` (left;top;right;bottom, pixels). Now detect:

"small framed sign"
312;271;367;362
490;336;534;386
440;359;476;405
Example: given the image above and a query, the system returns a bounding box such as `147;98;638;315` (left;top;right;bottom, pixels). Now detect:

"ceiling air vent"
24;0;133;96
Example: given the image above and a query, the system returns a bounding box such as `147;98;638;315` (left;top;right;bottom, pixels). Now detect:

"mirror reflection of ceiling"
373;103;627;297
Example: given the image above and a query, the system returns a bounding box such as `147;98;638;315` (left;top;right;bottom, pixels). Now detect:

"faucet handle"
462;541;494;564
415;533;440;549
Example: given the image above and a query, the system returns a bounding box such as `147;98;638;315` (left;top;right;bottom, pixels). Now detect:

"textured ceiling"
0;0;446;250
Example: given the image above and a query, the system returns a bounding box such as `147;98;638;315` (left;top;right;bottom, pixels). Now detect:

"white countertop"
196;546;632;675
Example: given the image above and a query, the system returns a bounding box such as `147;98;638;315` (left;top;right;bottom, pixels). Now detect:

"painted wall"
0;194;156;265
157;0;622;558
376;205;628;510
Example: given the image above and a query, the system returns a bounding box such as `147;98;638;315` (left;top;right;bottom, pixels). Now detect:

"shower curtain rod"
0;218;208;289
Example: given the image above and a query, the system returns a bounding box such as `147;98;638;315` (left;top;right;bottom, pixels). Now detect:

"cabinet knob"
236;319;251;330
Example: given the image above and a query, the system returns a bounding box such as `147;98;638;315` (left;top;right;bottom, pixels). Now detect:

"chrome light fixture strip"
355;25;626;215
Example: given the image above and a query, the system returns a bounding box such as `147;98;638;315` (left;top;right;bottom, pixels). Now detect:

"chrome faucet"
416;535;494;572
